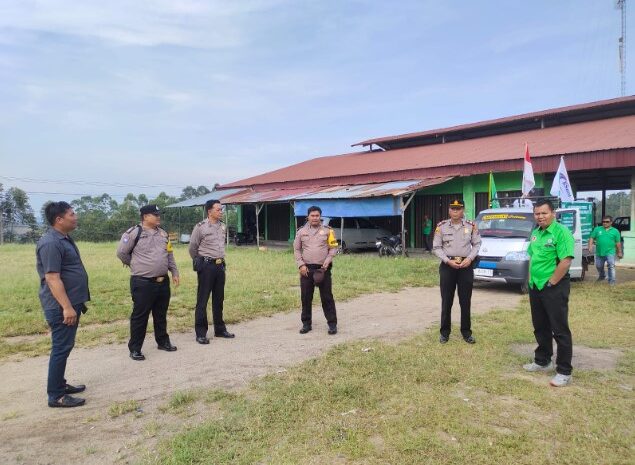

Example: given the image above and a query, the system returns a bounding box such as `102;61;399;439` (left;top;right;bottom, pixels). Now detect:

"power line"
21;191;168;198
0;175;188;189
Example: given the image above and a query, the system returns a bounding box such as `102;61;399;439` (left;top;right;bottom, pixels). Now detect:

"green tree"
0;185;38;243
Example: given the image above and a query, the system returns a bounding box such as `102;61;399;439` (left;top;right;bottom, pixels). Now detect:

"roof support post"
255;203;264;249
401;193;416;256
340;217;344;252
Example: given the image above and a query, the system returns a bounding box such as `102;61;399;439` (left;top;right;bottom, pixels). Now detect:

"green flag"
489;172;500;208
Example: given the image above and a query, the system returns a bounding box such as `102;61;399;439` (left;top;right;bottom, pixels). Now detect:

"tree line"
0;184;237;244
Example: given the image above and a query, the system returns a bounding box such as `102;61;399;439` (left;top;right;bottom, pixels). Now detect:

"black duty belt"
133;275;168;283
202;257;225;265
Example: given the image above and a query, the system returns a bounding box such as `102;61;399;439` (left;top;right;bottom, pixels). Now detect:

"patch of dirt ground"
0;286;520;465
511;344;623;371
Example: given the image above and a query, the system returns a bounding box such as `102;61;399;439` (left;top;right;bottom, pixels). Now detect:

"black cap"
449;199;464;208
140;204;161;216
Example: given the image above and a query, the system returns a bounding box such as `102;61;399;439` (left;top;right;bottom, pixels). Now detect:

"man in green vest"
523;199;575;387
422;214;432;252
589;216;622;286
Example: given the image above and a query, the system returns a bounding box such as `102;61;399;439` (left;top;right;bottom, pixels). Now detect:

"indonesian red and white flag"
521;143;535;196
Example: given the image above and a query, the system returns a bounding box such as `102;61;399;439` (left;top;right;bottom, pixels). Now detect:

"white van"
321;217;391;251
474;206;585;292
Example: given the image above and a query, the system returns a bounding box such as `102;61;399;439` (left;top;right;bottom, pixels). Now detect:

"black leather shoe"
464;335;476;344
48;394;85;408
157;342;177;351
328;325;337;335
196;336;210;345
129;350;145;361
299;325;312;334
214;330;235;339
439;335;449;344
64;383;86;394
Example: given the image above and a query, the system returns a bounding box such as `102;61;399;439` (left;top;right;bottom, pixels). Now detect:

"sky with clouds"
0;0;631;212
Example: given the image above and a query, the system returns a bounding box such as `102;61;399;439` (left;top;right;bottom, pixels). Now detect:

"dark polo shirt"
36;229;90;310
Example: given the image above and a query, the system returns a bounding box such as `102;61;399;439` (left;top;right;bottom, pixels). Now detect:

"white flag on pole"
550;156;574;202
521;143;535;196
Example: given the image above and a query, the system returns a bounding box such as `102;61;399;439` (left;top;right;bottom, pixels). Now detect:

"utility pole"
617;0;627;96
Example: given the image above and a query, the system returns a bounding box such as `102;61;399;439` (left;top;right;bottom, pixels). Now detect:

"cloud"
0;0;287;48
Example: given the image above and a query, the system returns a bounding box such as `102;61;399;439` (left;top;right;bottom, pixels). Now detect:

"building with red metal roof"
173;96;635;258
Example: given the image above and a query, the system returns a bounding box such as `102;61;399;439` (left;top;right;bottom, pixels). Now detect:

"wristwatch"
546;281;553;288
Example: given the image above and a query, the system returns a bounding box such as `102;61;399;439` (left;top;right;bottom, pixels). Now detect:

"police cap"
140;204;161;216
449;199;464;209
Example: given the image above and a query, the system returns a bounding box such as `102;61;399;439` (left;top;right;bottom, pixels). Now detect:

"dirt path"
0;286;520;465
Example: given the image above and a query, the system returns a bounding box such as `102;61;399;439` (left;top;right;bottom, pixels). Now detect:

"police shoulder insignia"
198;220;206;226
166;240;174;253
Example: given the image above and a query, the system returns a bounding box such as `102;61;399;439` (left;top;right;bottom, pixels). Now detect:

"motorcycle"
376;235;408;257
234;225;258;246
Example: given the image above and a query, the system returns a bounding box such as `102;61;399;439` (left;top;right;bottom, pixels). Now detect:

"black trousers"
300;265;337;326
195;261;227;337
528;278;573;375
129;276;170;352
439;262;473;338
423;234;432;251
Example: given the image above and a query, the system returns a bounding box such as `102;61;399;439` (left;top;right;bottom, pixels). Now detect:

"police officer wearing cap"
117;204;180;361
433;199;481;344
189;199;234;344
293;205;339;335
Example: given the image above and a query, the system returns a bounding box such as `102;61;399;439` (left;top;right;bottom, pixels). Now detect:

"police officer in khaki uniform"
433;199;481;344
117;204;180;361
293;205;339;335
189;199;234;344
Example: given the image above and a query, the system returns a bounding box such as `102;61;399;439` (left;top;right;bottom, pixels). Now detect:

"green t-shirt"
590;226;621;257
527;220;575;290
423;219;432;235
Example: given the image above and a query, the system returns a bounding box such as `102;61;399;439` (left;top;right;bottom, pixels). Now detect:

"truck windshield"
476;212;535;238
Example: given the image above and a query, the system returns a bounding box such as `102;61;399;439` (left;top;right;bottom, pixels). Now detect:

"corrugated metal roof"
221;114;635;189
353;95;635;148
166;188;245;208
216;178;451;205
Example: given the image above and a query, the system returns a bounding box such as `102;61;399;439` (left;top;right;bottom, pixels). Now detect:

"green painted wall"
237;205;243;233
264;204;269;240
417;171;545;218
289;205;296;241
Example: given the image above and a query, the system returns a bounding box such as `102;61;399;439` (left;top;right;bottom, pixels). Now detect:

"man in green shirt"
422;214;432;252
589;216;622;285
524;199;575;387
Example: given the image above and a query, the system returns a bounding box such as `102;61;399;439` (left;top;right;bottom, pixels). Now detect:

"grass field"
0;243;437;359
151;280;635;465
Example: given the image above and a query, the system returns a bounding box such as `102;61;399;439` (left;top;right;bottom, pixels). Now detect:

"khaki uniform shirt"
433;218;481;263
293;223;338;268
189;219;226;259
117;226;179;278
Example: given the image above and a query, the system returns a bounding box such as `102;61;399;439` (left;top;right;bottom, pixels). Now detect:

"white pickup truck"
473;206;587;293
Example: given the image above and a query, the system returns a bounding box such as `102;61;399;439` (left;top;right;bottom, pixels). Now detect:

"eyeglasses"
602;220;611;223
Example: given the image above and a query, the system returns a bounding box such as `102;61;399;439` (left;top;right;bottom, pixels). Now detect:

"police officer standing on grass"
293;205;339;335
37;201;90;408
117;205;180;361
189;199;235;344
433;199;481;344
523;198;575;387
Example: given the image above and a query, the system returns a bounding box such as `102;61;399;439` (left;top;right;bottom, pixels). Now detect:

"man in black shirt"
36;202;90;408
